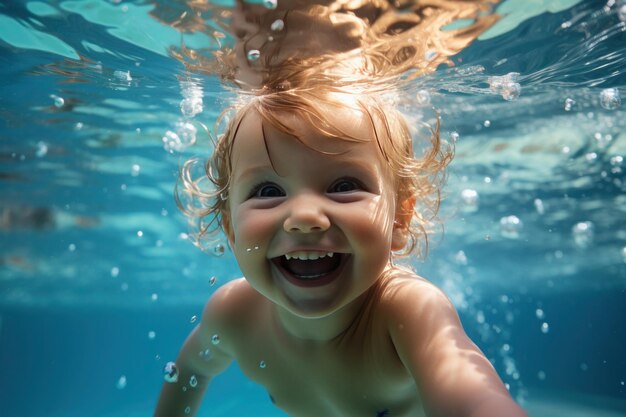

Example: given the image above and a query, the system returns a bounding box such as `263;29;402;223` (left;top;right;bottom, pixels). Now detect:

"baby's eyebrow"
232;164;276;184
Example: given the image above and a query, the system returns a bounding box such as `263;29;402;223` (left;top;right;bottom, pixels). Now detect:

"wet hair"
177;84;452;259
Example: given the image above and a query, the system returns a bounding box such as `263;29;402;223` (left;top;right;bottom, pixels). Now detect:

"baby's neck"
272;289;374;343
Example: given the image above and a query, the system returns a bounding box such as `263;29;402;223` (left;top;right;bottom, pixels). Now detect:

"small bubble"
263;0;277;9
483;120;491;128
190;315;197;324
621;246;626;263
540;322;549;334
454;250;468;266
580;362;588;371
610;155;623;166
184;406;191;414
116;375;127;389
211;334;220;345
50;94;64;108
476;310;485;324
415;90;431;105
74;122;84;130
36;141;48;158
564;98;575;111
179;233;189;240
270;19;284;32
213;243;225;257
572;221;594;248
536;308;545;319
538;370;546;380
121;282;129;291
131;164;140;176
499;215;523;239
534;198;545;215
111;267;120;277
600;88;621;110
148;331;156;339
189;375;198;388
151;293;158;301
247;50;261;62
163;362;179;383
209;276;217;286
620;4;626;22
137;230;144;237
450;131;459;143
460;189;479;212
68;243;76;252
259;360;267;369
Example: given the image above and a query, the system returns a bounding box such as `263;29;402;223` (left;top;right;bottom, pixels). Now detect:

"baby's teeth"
284;252;336;260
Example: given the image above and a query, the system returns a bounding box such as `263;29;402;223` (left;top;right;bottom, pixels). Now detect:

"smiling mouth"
271;252;348;286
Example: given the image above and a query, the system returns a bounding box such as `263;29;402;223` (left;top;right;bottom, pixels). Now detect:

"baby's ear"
391;194;416;251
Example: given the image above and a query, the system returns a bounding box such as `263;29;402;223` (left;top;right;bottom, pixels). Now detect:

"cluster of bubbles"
162;121;197;153
572;221;594;248
487;72;521;101
499;215;523;239
599;87;621;110
179;79;204;118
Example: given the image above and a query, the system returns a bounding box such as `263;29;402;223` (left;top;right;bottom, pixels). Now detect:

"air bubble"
259;360;267;369
621;246;626;263
620;4;626;22
450;132;459;143
538;371;546;380
36;141;48;158
211;334;220;345
148;331;156;339
535;308;545;319
534;198;545;215
209;276;217;286
415;90;431;105
111;267;120;277
454;250;468;265
163;362;179;383
540;322;549;334
68;243;76;252
184;406;191;414
247;50;261;62
199;349;212;360
600;88;621;110
263;0;278;9
460;189;479;212
564;98;575;111
213;243;225;257
189;375;198;388
499;215;523;239
151;293;158;301
270;19;284;31
50;94;64;108
131;164;140;176
116;375;127;389
162;122;197;153
572;221;594;248
483;120;491;128
190;315;197;323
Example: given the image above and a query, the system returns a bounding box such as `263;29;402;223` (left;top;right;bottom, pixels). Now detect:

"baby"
154;84;529;416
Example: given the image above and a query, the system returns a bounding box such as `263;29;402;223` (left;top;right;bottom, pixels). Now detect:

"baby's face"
223;106;402;319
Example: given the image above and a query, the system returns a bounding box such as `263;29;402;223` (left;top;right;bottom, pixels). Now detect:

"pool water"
1;1;625;416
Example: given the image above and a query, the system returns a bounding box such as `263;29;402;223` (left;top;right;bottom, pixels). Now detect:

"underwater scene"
1;0;625;416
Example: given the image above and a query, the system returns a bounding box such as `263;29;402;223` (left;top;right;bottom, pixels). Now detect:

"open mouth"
271;252;348;287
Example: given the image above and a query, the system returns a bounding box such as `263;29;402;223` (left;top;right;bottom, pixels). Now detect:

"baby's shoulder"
377;270;458;328
203;278;263;322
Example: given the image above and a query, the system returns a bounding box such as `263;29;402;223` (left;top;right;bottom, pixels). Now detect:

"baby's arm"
154;287;234;417
387;278;529;417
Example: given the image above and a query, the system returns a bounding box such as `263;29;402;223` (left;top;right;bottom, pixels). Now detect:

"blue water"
1;1;625;416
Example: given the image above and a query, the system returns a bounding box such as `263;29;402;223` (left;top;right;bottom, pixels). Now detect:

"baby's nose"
283;194;330;233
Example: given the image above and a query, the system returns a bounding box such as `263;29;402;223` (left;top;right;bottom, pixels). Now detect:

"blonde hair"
177;84;452;259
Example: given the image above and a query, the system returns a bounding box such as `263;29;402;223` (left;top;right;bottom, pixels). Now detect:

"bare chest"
231;330;423;417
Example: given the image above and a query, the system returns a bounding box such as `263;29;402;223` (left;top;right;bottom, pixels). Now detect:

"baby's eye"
251;182;285;198
328;178;362;193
